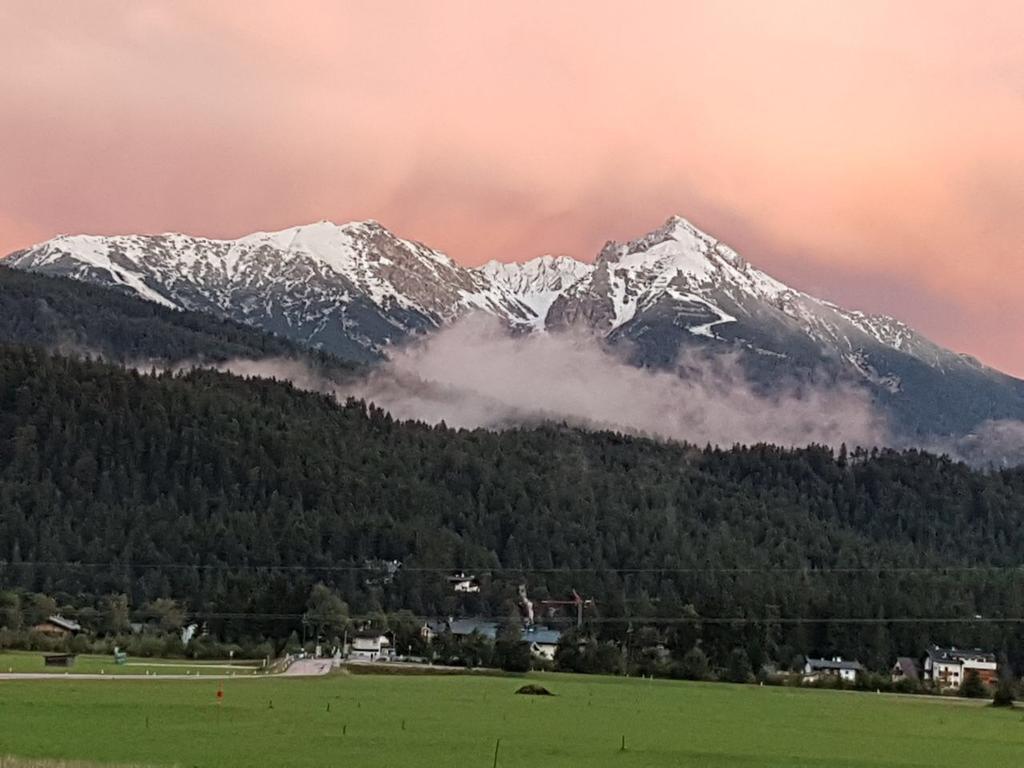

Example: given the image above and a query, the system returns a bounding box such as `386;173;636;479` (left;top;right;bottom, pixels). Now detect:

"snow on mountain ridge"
9;215;1024;445
480;255;593;327
4;216;984;378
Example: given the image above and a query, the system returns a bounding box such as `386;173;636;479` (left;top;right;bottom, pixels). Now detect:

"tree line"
2;345;1024;676
0;266;356;373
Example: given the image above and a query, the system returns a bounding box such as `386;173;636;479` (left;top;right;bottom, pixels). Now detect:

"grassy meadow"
0;671;1022;767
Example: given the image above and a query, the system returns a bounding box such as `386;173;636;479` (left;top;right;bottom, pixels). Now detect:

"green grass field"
0;651;260;676
0;671;1022;767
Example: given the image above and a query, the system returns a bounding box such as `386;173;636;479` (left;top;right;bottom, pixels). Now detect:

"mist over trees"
2;345;1024;673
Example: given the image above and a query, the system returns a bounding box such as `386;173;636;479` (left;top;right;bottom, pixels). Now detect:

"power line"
42;610;1024;625
4;561;1024;575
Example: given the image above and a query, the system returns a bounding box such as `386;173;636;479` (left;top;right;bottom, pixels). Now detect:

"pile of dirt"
515;684;554;696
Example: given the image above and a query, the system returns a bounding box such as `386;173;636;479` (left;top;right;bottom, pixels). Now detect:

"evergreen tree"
679;645;710;680
725;648;753;684
961;669;988;699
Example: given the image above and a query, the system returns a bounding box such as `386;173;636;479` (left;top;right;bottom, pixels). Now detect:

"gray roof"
426;619;561;645
927;645;996;664
893;657;920;679
45;615;82;632
805;657;863;672
523;627;561;645
448;619;498;639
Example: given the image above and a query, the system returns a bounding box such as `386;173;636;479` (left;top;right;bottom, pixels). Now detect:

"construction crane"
538;589;595;629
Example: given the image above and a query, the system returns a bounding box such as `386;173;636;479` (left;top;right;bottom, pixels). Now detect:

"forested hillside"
2;346;1024;671
0;266;358;370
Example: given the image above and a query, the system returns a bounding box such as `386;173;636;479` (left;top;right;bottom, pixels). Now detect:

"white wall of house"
531;642;558;661
349;635;390;662
931;661;963;687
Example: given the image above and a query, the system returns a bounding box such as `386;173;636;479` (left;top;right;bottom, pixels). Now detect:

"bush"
516;684;554;696
26;631;64;653
127;635;167;658
495;640;531;673
677;645;710;681
960;669;989;699
892;677;924;695
724;648;753;684
993;677;1016;708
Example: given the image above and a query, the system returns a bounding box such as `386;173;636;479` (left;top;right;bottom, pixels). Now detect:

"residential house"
420;618;561;659
348;633;392;662
522;626;561;660
419;620;447;643
923;646;997;689
802;657;864;682
32;615;82;638
448;619;499;640
891;656;921;683
447;573;481;593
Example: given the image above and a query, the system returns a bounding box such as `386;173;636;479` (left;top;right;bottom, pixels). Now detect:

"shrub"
960;669;989;699
993;677;1016;708
724;648;753;684
677;645;710;681
515;684;554;696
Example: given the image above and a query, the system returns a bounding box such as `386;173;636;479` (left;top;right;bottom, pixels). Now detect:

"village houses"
922;646;998;689
32;615;82;638
802;656;864;682
347;632;392;662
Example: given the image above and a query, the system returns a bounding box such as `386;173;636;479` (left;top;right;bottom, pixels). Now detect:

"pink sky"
1;1;1022;375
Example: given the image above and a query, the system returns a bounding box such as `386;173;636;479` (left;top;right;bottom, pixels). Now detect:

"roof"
893;657;920;679
427;619;561;645
523;627;561;645
805;657;863;672
448;619;498;639
927;646;996;664
43;615;82;632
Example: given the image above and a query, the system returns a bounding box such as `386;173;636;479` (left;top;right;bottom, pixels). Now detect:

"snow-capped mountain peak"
7;214;1022;442
596;216;786;297
480;255;593;327
5;220;539;360
481;254;591;292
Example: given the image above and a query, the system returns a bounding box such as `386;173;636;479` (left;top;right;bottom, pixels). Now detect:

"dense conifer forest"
3;344;1024;673
0;266;357;369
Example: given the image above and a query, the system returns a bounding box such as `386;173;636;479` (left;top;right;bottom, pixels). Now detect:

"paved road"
281;659;333;676
0;659;335;682
0;672;237;681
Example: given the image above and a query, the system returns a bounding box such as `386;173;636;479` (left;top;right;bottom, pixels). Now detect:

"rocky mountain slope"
0;265;356;374
7;216;1024;440
4;221;536;362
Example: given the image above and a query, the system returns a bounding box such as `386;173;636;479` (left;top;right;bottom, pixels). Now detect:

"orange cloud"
1;1;1022;373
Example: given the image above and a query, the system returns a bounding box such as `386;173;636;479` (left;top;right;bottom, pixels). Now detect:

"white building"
923;646;997;689
802;657;863;682
348;634;391;662
447;573;481;593
522;627;561;660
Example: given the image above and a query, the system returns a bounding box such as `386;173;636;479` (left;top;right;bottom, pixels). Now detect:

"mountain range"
6;216;1024;444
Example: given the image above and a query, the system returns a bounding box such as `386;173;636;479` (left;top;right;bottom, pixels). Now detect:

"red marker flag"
216;684;224;702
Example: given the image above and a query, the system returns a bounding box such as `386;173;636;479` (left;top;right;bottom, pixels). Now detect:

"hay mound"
515;684;554;696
